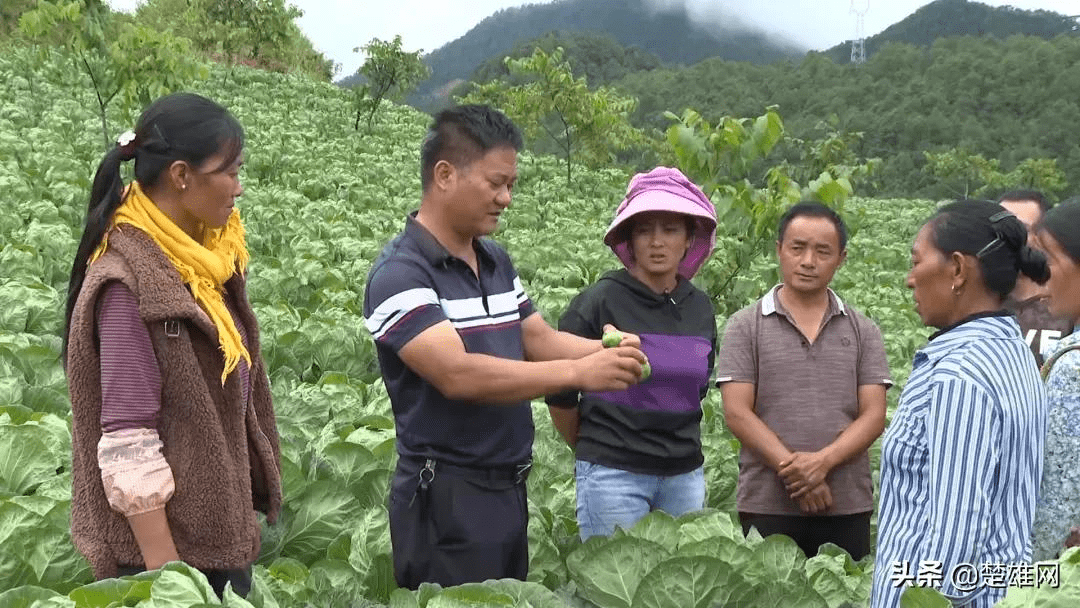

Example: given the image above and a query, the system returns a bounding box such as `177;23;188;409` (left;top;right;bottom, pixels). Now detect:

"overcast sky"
105;0;1079;78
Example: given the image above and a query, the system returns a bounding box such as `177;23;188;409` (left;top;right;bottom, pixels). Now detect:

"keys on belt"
409;458;531;505
409;459;437;508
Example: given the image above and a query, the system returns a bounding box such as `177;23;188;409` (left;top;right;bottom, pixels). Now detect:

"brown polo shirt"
716;285;892;516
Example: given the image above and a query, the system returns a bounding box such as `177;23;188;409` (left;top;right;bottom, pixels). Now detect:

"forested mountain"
614;34;1080;198
824;0;1077;63
468;31;662;89
394;0;805;108
434;1;1080;198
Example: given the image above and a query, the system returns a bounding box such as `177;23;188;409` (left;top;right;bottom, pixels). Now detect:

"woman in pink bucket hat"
546;166;719;539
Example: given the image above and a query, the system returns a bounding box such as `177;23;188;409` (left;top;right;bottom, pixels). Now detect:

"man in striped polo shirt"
363;105;646;589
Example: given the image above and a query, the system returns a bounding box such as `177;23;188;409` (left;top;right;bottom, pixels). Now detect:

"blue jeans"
575;460;705;540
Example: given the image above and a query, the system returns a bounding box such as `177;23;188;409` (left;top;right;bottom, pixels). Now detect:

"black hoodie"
546;269;717;475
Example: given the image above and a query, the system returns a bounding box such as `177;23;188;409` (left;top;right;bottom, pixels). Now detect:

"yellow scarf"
90;181;251;384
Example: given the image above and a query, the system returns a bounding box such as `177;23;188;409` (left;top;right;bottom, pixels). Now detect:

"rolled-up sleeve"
98;428;175;516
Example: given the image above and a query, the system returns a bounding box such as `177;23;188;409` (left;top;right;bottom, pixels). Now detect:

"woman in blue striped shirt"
871;201;1050;608
1030;200;1080;561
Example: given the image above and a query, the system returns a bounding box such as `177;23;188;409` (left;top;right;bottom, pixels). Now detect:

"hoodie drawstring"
664;291;682;321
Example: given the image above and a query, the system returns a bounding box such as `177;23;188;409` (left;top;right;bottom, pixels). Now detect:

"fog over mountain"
387;0;809;105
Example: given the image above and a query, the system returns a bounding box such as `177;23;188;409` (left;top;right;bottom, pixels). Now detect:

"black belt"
402;456;531;506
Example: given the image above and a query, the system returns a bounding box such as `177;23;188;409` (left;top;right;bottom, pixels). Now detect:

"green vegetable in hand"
602;331;622;348
602;331;649;380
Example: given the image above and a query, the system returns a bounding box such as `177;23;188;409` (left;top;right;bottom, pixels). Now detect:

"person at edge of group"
871;200;1050;608
361;104;648;589
998;190;1072;367
63;93;281;598
545;167;718;540
1029;199;1080;561
715;201;892;561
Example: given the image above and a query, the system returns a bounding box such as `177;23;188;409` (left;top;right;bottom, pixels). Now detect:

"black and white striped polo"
363;213;535;468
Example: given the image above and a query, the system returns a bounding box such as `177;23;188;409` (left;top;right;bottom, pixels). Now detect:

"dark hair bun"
1017;246;1050;283
929;200;1048;298
990;211;1050;284
991;212;1027;253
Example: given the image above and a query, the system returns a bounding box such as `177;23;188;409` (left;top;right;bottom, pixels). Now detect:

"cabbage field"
1;45;1077;607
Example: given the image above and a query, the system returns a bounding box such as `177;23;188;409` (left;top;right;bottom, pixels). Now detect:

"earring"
951;284;960;295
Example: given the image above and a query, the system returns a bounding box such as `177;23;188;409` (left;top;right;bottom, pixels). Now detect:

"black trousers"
739;511;872;561
389;456;530;590
116;564;252;598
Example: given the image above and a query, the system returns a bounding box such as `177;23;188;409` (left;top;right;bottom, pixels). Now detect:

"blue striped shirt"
871;314;1047;608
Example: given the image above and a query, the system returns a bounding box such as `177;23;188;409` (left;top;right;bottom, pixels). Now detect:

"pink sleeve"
96;281;162;432
98;428;175;516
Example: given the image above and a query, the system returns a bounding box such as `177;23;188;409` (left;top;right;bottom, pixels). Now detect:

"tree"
1000;158;1067;198
922;148;1001;199
200;0;302;68
131;0;332;81
466;30;662;90
0;0;37;36
459;46;645;185
666;106;874;316
19;0;206;150
923;148;1067;200
350;35;429;132
782;122;881;194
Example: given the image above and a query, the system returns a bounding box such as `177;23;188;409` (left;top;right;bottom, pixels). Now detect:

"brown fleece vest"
67;227;282;579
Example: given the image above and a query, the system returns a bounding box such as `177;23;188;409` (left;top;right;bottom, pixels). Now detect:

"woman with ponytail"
1029;200;1080;561
64;93;280;598
871;201;1050;608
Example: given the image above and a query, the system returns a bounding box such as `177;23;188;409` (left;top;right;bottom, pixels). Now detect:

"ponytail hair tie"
116;130;137;161
976;209;1021;259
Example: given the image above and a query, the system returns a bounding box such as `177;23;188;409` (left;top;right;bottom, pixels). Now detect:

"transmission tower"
850;0;869;65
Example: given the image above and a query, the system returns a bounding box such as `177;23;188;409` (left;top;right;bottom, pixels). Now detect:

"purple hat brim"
603;190;718;279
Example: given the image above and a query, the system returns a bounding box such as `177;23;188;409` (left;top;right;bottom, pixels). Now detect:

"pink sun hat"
603;166;718;279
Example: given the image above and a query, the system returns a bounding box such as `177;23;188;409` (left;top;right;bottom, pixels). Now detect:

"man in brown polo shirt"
998;190;1072;368
716;201;891;560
